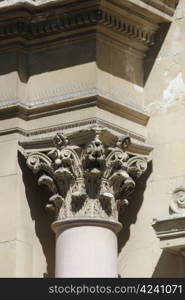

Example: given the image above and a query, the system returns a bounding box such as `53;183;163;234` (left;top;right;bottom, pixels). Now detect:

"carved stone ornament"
170;187;185;214
26;128;147;221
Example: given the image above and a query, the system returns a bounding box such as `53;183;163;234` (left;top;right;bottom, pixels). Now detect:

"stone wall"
118;0;185;278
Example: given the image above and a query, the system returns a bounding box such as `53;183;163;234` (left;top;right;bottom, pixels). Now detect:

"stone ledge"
141;0;179;16
0;0;178;86
0;0;178;17
18;120;153;156
152;215;185;256
0;0;174;52
51;217;122;234
0;95;150;125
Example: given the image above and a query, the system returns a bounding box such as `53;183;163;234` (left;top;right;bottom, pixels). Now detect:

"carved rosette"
26;129;148;221
170;187;185;214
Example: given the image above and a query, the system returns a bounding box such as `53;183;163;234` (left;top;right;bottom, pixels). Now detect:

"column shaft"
52;218;122;278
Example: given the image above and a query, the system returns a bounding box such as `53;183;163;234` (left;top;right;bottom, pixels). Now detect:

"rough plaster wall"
118;0;185;278
145;0;185;110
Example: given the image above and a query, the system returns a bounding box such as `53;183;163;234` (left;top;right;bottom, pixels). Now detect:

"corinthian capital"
26;128;148;221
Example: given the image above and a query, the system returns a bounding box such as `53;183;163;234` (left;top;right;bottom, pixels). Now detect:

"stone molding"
141;0;179;16
24;127;148;222
52;217;122;235
0;0;175;53
0;95;150;126
152;215;185;255
6;117;146;141
0;0;178;15
17;117;153;157
153;184;185;255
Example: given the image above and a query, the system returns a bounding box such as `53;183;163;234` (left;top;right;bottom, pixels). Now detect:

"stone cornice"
152;182;185;256
0;0;176;53
0;95;150;126
0;0;178;16
18;118;153;156
152;215;185;255
23;128;149;221
141;0;179;16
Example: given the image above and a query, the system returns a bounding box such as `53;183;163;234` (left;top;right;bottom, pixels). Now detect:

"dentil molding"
0;0;177;52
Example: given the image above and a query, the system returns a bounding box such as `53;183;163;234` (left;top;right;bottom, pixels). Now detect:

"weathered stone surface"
0;0;184;279
25;128;148;221
152;215;185;255
170;187;185;214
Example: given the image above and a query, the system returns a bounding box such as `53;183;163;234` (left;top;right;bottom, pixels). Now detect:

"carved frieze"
25;127;148;221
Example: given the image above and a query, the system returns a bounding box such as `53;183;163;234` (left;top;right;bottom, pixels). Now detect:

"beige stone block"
0;133;20;143
147;107;185;145
175;0;185;19
158;18;185;59
17;80;28;102
0;140;18;176
145;15;185;108
15;175;35;244
0;71;17;102
0;175;17;242
152;142;185;180
96;67;144;109
97;108;147;138
0;118;27;133
145;57;182;106
110;78;144;109
122;222;155;252
15;240;33;278
28;62;96;102
145;179;171;218
27;106;97;131
118;247;153;278
150;176;185;217
96;67;112;95
32;242;48;278
0;241;16;278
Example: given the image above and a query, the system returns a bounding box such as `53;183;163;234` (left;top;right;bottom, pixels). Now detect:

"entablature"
0;0;178;54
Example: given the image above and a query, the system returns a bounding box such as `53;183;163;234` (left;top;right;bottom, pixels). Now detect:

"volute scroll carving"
26;128;148;221
170;186;185;215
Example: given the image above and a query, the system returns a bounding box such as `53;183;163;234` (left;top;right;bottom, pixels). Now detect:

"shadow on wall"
152;251;185;278
18;152;55;278
0;39;96;83
144;23;170;84
118;160;153;254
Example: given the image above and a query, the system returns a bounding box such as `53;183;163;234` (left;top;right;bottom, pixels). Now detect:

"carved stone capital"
26;127;148;222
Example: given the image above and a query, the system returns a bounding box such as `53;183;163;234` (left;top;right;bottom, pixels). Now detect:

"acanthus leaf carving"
25;129;148;221
127;156;148;178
